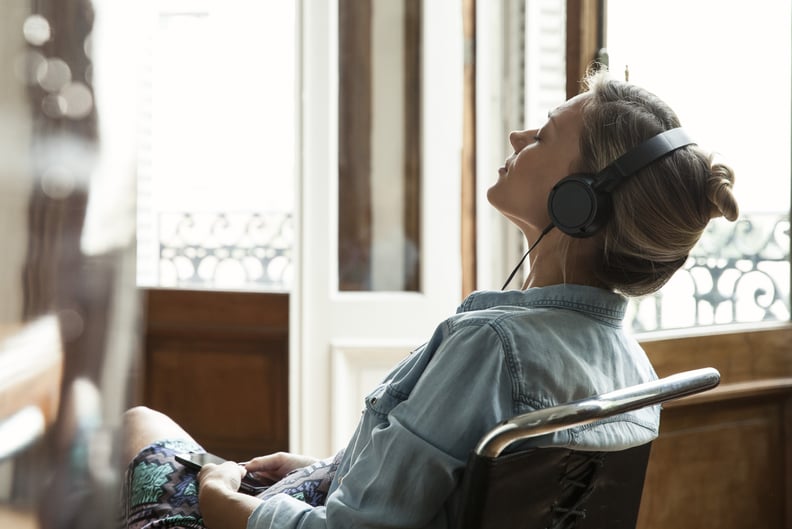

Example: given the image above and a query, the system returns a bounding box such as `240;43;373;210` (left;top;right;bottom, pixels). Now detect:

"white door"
291;0;463;456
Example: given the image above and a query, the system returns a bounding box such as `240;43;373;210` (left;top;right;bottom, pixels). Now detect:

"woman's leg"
121;406;198;466
121;407;206;529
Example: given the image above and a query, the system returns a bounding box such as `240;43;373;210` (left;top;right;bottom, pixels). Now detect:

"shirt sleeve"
247;321;514;529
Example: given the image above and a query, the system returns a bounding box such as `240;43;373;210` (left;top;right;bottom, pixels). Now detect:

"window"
337;0;422;292
482;0;790;332
133;0;297;291
606;0;791;331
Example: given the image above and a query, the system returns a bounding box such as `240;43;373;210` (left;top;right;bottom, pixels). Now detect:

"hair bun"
707;161;739;221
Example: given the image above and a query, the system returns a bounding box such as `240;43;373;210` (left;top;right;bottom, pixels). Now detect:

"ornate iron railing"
158;211;294;290
628;213;790;332
157;211;791;331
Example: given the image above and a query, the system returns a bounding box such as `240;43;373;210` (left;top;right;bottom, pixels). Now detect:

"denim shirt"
248;284;659;529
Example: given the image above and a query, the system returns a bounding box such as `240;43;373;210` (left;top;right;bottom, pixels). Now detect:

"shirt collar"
458;284;628;325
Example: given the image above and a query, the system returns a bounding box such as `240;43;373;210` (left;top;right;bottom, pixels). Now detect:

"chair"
456;368;721;529
0;317;64;529
0;316;64;463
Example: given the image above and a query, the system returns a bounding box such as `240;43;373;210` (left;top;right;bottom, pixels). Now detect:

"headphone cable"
500;223;554;290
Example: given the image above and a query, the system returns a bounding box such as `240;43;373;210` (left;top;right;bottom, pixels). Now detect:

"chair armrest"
0;406;46;460
0;316;63;461
475;367;720;457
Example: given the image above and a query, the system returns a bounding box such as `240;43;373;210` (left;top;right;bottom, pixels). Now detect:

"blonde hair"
578;70;739;296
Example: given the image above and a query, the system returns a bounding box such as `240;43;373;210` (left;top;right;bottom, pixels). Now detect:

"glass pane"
135;1;296;292
607;0;791;331
338;0;421;292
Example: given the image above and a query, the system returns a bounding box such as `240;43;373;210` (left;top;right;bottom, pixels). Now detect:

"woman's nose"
509;130;533;152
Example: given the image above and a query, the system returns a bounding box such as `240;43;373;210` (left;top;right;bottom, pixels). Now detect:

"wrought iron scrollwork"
158;211;294;290
628;214;790;333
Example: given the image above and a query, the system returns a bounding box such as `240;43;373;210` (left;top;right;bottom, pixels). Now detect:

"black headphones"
547;127;695;238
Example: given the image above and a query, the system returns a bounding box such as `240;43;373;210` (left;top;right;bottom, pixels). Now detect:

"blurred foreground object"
1;0;138;527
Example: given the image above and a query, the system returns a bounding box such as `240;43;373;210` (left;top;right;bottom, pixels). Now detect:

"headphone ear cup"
547;174;611;238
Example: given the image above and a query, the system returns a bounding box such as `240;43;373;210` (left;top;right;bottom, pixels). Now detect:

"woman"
120;69;739;529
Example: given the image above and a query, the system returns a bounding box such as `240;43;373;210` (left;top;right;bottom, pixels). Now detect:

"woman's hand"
198;461;247;493
243;452;318;483
198;462;261;529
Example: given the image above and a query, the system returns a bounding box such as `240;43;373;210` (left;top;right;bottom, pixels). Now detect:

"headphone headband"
595;127;695;192
547;127;696;238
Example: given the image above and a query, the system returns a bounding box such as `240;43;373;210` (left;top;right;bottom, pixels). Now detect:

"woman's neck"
521;231;604;290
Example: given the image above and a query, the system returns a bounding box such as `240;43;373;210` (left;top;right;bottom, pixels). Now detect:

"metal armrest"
475;367;721;457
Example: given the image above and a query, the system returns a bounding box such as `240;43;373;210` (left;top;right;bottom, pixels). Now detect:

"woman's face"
487;92;588;234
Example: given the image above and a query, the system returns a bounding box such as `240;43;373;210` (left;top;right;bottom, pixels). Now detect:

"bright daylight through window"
133;1;297;292
607;0;791;332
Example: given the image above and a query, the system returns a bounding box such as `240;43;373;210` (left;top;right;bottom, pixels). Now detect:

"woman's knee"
121;405;196;458
122;405;164;430
122;405;190;439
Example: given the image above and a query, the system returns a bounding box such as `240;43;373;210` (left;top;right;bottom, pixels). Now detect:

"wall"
0;0;33;324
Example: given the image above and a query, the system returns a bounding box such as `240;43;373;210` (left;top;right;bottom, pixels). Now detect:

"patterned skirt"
121;439;343;529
